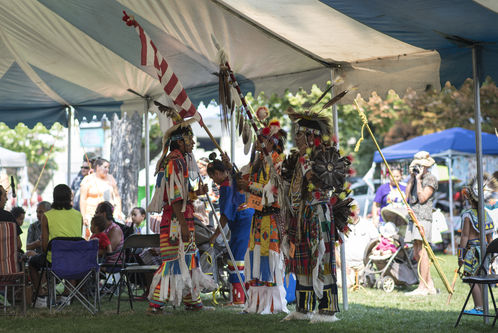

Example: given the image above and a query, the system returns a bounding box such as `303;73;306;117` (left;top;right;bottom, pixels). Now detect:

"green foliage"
245;84;379;177
247;77;498;177
0;122;64;192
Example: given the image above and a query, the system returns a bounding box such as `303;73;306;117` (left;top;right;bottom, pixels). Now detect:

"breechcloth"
149;203;202;309
292;202;339;315
463;239;481;276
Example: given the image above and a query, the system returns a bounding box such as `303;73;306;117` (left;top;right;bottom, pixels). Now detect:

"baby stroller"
194;218;230;299
362;205;419;292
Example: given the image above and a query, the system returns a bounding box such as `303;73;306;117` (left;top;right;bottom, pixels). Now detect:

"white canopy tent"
0;0;446;310
0;147;26;169
0;0;440;127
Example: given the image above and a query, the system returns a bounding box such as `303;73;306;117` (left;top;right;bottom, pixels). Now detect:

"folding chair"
116;234;160;313
0;222;26;315
99;239;137;301
46;237;100;314
455;238;498;327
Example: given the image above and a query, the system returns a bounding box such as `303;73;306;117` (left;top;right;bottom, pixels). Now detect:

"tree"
363;77;498;147
245;85;382;176
110;112;143;216
0;122;64;193
139;113;163;170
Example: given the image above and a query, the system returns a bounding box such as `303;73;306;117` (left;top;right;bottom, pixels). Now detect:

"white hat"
409;151;435;169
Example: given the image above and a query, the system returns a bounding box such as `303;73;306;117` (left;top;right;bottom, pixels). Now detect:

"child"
90;215;112;257
131;207;151;234
458;174;497;315
206;153;254;305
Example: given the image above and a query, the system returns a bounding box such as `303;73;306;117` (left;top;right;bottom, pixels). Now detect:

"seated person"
11;206;26;228
0;185;22;251
94;201;124;265
26;201;51;257
90;216;112;257
130;207;152;234
30;184;83;306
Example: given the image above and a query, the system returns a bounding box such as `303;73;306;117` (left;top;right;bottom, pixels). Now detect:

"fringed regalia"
285;153;339;315
218;177;254;304
282;102;354;320
244;152;288;314
461;208;494;276
148;149;213;309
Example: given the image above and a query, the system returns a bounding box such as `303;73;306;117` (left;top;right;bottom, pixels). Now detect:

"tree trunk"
110;112;143;218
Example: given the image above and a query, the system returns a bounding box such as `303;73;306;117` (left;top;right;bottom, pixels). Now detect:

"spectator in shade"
30;184;83;306
94;201;124;265
90;215;112;257
130;207;152;234
11;206;26;228
26;201;51;257
71;159;91;211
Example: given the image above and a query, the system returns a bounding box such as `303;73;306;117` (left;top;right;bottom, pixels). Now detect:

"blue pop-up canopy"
373;127;498;163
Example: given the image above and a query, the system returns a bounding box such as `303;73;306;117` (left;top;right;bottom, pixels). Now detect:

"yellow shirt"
45;208;82;262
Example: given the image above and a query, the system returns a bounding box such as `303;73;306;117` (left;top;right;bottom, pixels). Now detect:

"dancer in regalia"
282;108;353;323
147;113;215;313
206;154;254;305
237;121;288;314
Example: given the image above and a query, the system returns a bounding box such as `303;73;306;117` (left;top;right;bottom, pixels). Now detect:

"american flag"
123;11;201;123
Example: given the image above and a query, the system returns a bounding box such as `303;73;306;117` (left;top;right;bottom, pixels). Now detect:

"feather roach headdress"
154;101;196;174
286;78;355;146
464;173;498;203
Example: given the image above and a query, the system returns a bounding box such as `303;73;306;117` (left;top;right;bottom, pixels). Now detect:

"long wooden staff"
353;99;453;294
447;266;462;304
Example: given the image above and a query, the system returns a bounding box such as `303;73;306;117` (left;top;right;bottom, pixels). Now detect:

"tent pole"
144;98;151;234
472;45;488;323
447;155;455;255
230;106;235;161
331;69;348;311
67;106;72;186
447;154;455;255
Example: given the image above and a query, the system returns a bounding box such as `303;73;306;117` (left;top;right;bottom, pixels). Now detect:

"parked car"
350;179;381;218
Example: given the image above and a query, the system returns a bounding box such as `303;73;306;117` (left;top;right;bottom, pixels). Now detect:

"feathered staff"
211;35;269;156
353;99;453;295
122;12;230;159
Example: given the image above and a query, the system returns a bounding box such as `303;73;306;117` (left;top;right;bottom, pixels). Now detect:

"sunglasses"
81;166;90;169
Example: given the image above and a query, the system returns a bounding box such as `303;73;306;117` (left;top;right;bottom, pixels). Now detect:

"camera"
411;165;420;174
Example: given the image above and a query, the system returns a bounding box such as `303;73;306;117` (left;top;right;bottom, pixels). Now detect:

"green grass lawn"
2;252;496;332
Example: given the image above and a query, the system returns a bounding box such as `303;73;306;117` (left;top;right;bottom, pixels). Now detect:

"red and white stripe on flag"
125;12;200;122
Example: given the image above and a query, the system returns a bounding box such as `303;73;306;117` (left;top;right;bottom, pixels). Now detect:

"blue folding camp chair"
46;237;100;314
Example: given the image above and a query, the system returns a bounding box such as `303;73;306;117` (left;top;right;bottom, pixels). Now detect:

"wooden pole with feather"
447;266;462;305
211;35;273;158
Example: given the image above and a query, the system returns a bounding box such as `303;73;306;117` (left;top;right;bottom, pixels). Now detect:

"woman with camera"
405;151;438;296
